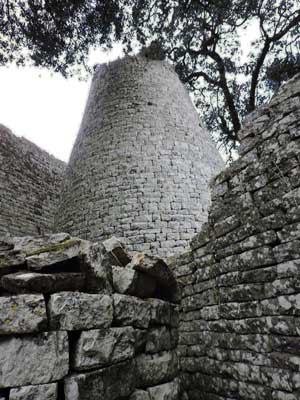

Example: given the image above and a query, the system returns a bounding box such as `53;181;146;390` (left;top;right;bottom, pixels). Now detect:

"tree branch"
248;9;300;112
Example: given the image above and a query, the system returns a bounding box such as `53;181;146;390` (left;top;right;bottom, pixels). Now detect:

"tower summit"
56;51;223;256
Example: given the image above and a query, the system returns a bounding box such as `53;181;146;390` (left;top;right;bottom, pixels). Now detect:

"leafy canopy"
1;0;300;156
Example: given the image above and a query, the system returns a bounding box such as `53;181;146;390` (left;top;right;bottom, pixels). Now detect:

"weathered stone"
0;331;68;388
13;233;70;253
112;265;156;298
82;242;113;294
130;253;177;288
130;389;151;400
1;271;85;294
102;236;131;266
72;327;136;370
0;250;26;276
0;237;14;252
25;236;85;271
146;326;174;353
136;351;178;388
113;294;151;328
9;383;57;400
64;360;135;400
48;292;113;330
147;380;180;400
149;298;179;327
0;294;46;335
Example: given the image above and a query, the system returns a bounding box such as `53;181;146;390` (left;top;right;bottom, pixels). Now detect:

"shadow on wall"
174;72;300;400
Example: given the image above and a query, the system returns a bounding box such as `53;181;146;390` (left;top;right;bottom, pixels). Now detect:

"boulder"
0;294;46;335
1;272;85;294
72;327;136;370
48;292;113;330
112;266;156;298
9;383;58;400
113;294;151;329
64;360;135;400
0;331;68;388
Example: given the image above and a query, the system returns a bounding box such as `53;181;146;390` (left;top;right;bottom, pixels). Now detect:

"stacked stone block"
0;125;65;237
174;73;300;399
56;53;223;257
0;234;181;400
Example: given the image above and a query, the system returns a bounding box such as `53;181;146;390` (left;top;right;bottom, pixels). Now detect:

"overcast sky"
0;45;124;162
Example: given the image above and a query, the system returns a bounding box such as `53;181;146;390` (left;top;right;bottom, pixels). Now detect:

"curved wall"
56;55;223;256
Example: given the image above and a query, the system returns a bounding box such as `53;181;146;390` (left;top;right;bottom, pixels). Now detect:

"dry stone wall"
174;73;300;399
56;54;223;257
0;233;181;400
0;125;65;237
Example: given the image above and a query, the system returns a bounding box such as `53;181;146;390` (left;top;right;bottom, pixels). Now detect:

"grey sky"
0;45;124;162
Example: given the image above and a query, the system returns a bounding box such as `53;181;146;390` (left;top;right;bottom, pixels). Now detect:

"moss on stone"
26;239;82;257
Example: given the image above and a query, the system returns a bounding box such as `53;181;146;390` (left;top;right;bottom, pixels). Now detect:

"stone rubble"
0;234;181;399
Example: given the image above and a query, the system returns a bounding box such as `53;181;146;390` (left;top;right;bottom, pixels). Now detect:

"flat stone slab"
113;294;152;328
1;272;85;294
48;292;113;330
64;359;135;400
0;331;68;388
13;233;71;253
22;235;86;271
26;239;83;271
136;351;178;388
0;294;47;335
112;266;156;298
9;383;58;400
72;327;136;370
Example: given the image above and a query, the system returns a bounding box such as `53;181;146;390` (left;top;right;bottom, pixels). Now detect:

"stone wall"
0;234;181;400
175;74;300;399
56;54;223;257
0;125;65;237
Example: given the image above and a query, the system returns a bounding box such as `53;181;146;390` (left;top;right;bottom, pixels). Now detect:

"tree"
0;0;125;76
129;0;300;156
1;1;300;156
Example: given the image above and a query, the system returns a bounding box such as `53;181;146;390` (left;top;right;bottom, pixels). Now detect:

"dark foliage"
1;1;300;155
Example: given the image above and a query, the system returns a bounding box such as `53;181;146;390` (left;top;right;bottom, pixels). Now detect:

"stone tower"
56;53;223;256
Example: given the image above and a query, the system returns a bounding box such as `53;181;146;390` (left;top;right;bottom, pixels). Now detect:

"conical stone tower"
56;52;224;256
